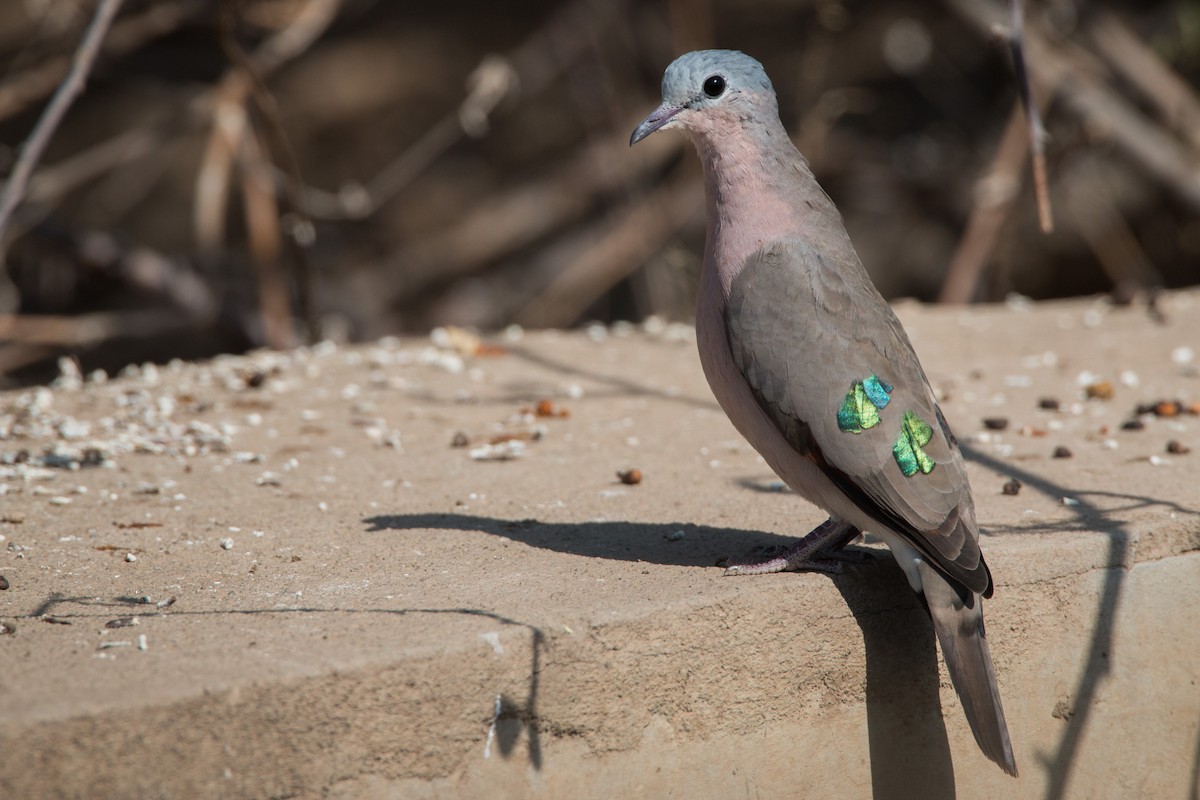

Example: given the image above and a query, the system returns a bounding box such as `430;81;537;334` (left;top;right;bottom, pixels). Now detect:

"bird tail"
917;561;1018;776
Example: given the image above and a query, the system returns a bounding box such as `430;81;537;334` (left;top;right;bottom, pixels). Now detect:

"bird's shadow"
366;511;958;796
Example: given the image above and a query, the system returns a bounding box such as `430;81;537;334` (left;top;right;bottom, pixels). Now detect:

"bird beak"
630;104;683;146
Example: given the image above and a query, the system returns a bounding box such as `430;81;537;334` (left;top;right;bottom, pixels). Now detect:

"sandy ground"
1;292;1198;798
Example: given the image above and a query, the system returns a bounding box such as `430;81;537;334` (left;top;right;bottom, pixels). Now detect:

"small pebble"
1155;400;1182;418
982;417;1009;431
1084;381;1114;400
450;431;470;448
617;468;643;486
105;617;138;629
0;575;8;590
137;634;148;651
1061;497;1080;506
1166;440;1190;455
124;553;137;563
220;537;234;550
1053;446;1073;459
1120;419;1145;431
1001;479;1022;496
665;530;686;542
0;621;14;635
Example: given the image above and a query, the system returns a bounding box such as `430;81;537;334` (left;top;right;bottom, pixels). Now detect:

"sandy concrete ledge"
1;292;1198;799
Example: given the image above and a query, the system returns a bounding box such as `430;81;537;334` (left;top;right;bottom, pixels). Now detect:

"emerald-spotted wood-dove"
631;50;1016;776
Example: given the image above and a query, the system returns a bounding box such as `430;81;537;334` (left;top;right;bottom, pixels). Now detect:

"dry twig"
0;0;126;246
1006;0;1054;234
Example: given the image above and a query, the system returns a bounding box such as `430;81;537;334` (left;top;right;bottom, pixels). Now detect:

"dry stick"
22;0;338;223
0;0;126;246
1007;0;1054;234
294;56;518;221
1066;177;1163;294
0;0;203;122
937;103;1036;304
217;0;340;341
293;0;630;221
191;0;343;346
516;175;703;329
1088;11;1200;152
393;128;682;302
240;130;295;350
0;306;196;377
949;0;1200;210
194;84;243;254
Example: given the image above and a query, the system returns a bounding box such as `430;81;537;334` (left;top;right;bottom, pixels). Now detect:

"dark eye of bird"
703;75;725;98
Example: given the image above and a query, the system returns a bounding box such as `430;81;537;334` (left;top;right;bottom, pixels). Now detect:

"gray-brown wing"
725;238;991;596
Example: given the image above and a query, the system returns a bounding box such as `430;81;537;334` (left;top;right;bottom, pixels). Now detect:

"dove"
631;49;1016;776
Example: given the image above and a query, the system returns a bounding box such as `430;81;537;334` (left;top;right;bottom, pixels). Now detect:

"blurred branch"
296;55;519;220
290;0;632;221
516;173;702;328
1087;11;1200;153
1006;0;1053;233
389;125;682;301
0;0;125;246
938;100;1043;304
191;0;343;347
217;0;336;342
947;0;1200;210
0;308;197;347
288;0;638;221
1066;175;1163;295
0;0;204;121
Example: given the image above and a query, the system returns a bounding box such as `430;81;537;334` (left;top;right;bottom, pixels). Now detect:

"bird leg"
724;518;864;576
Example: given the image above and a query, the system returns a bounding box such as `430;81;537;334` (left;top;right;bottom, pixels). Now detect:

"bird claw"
723;519;865;576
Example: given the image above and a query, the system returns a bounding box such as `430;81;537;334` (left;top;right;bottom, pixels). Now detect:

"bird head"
630;50;778;146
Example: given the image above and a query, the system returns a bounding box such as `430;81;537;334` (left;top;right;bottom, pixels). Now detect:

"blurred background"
0;0;1197;386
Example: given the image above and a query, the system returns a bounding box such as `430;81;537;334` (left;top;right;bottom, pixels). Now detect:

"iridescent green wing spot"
837;374;893;433
893;410;935;476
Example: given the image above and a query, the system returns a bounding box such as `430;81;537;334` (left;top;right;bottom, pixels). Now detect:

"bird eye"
703;75;725;98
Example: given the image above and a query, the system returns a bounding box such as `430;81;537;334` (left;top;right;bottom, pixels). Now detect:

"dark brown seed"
1166;440;1191;455
617;468;643;485
1053;446;1073;459
1085;381;1114;400
1135;402;1158;416
983;418;1009;431
1038;397;1061;411
1001;479;1022;496
1121;419;1145;431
